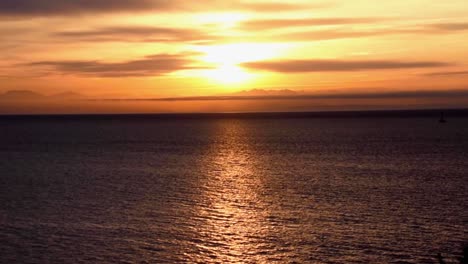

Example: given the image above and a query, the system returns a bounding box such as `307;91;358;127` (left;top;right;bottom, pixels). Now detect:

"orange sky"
1;0;468;113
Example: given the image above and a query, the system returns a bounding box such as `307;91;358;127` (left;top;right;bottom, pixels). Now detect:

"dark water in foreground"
0;116;467;263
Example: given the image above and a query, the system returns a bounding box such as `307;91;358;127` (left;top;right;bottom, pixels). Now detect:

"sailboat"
439;112;447;123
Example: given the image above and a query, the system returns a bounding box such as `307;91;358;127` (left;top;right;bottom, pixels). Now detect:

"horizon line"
1;108;467;119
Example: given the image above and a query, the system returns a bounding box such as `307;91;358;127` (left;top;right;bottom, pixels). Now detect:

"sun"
194;43;288;85
202;64;252;84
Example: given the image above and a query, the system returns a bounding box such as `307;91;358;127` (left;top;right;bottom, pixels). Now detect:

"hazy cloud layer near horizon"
243;60;451;73
2;88;468;115
4;88;468;101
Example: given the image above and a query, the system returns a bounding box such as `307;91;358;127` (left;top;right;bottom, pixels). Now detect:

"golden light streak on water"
193;120;273;263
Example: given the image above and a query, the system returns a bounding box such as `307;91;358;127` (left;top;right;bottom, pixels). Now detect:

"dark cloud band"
54;26;215;43
0;0;314;16
424;70;468;77
0;0;165;16
27;53;206;77
243;59;451;73
91;89;468;101
239;17;381;31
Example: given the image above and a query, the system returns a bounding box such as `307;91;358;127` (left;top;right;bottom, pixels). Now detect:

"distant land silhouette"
0;90;86;101
1;109;468;120
231;88;301;96
0;90;46;100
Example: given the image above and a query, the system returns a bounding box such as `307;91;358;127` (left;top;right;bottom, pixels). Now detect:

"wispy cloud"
233;19;468;43
275;24;468;42
238;18;468;34
28;53;206;77
0;0;318;17
238;17;381;31
424;70;468;77
54;26;215;43
0;89;468;102
430;22;468;31
4;89;468;102
214;2;328;12
93;89;468;101
0;0;166;16
260;29;387;42
243;59;451;73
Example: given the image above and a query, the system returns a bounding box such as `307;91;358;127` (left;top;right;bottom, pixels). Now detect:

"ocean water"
0;116;467;263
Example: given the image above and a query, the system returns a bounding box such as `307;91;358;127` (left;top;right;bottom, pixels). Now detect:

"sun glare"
193;43;287;85
198;43;282;64
202;64;252;84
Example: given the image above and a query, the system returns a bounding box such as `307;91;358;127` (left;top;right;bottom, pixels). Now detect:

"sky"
1;0;468;113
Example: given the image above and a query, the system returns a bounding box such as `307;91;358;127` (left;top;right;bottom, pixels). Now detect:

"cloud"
266;24;468;42
266;29;387;42
4;88;468;103
231;19;468;43
424;70;468;77
431;22;468;31
54;26;215;43
238;25;468;43
28;53;206;77
53;18;384;45
217;2;327;12
243;59;451;73
0;0;317;17
231;89;300;96
0;90;86;101
218;28;420;43
0;0;168;16
239;17;380;31
237;18;468;35
93;89;468;101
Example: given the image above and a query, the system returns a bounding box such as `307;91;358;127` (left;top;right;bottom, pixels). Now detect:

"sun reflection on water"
193;120;272;263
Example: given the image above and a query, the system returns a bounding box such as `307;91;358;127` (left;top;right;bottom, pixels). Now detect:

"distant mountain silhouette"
0;90;46;100
49;92;87;100
0;90;86;101
231;88;302;96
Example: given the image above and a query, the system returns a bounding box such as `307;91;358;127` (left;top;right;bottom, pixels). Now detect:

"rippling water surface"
0;117;467;263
